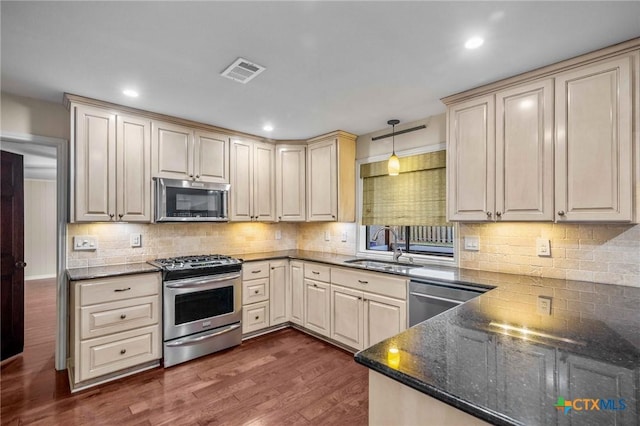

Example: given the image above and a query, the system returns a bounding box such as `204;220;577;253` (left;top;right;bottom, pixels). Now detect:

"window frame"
355;144;459;266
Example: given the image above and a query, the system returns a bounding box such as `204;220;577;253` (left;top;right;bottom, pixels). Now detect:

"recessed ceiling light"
263;124;274;132
465;37;484;49
123;89;139;98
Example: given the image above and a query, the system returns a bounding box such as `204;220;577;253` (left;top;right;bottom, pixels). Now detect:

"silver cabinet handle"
114;287;131;292
358;280;368;284
120;314;127;319
252;270;262;274
166;323;241;347
120;349;127;355
312;271;320;275
558;211;565;216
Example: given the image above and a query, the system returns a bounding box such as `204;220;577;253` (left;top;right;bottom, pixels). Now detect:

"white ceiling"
2;1;639;140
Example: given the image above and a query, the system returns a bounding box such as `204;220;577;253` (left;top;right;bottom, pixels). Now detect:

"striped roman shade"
361;150;449;226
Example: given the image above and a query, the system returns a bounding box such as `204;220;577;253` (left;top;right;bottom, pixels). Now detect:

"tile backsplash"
296;222;357;255
67;222;297;268
458;223;640;287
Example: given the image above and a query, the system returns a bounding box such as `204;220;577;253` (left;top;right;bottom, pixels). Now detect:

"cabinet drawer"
331;268;407;299
304;262;331;282
242;278;269;305
242;301;270;334
78;273;160;306
80;295;160;340
242;262;270;280
78;325;160;382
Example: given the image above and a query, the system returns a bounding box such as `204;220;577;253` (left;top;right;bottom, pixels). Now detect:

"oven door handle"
165;323;241;347
165;273;241;289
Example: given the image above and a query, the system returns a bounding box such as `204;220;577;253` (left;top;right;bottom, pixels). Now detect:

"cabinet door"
242;301;269;334
561;355;636;425
307;138;337;221
194;130;229;183
496;80;554;221
495;339;556;425
330;284;363;350
289;261;305;325
304;279;330;337
74;105;116;222
229;138;253;221
364;292;406;348
253;142;276;221
269;261;288;326
555;55;633;222
116;114;152;222
151;121;193;180
276;145;306;221
447;95;495;221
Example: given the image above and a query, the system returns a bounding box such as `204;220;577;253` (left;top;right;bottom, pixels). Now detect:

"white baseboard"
25;274;56;281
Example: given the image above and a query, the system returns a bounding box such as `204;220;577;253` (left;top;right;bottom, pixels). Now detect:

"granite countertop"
355;274;640;426
67;262;160;281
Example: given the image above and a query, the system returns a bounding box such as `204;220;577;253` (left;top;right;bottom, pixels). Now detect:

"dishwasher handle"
409;291;465;306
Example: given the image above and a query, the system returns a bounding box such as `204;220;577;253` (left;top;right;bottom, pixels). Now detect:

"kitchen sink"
344;258;421;274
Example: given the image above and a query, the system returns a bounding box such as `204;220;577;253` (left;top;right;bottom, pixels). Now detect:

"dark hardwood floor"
1;279;368;425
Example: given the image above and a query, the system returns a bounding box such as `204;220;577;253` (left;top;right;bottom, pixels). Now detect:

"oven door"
163;272;241;341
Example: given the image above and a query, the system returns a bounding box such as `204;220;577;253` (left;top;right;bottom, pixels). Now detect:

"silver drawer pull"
120;349;126;355
312;271;320;275
120;314;127;319
358;280;368;284
252;270;262;274
114;287;131;292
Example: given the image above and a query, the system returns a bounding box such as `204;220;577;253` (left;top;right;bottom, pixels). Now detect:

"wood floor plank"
1;279;368;425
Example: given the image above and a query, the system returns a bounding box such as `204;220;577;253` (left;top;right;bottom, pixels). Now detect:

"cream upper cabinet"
230;138;275;221
555;54;634;222
495;79;554;221
306;131;357;222
447;95;495;221
73;104;151;222
152;121;229;183
276;144;306;222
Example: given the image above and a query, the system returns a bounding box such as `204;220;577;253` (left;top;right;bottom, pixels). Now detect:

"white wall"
24;179;57;279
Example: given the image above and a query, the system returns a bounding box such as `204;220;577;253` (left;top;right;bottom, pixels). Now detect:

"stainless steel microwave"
155;178;230;222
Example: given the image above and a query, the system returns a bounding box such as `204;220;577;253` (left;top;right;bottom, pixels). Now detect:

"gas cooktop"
149;254;242;280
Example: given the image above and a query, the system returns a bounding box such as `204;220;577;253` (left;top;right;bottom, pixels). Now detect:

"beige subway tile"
566;269;594;282
608;262;640;275
593;272;625;285
565;249;593;260
540;268;567;280
578;260;609;273
566;300;595;314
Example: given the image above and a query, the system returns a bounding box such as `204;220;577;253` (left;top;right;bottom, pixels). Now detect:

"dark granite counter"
67;262;160;281
355;276;640;426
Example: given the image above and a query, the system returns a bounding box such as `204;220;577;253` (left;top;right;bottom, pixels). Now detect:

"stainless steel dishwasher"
408;280;487;326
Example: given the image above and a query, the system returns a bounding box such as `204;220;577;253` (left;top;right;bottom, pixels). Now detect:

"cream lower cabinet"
289;260;305;325
69;272;161;389
230;138;276;222
72;104;152;222
269;260;288;326
303;263;331;337
241;261;270;334
330;268;407;351
151;120;229;183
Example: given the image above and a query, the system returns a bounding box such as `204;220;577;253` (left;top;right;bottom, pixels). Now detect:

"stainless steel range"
150;254;243;367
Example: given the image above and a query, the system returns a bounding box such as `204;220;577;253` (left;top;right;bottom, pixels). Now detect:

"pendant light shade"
387;119;400;176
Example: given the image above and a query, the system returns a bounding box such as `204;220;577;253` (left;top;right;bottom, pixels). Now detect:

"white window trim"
355;143;459;267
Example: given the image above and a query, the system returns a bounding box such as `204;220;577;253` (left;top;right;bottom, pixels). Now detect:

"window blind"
361;150;449;226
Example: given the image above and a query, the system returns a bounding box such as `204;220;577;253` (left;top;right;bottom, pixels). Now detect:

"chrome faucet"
371;226;403;262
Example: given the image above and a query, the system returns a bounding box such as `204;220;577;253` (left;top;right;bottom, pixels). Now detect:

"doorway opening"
0;132;68;371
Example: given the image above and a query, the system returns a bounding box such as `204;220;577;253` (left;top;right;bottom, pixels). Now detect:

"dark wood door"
1;150;25;361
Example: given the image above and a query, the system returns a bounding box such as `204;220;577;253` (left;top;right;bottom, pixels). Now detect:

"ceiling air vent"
220;58;266;84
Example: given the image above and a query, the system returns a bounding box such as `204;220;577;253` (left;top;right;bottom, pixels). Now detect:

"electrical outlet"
464;236;480;251
537;296;552;315
536;238;551;257
324;231;331;241
73;235;98;251
341;231;348;242
275;230;282;240
130;233;142;248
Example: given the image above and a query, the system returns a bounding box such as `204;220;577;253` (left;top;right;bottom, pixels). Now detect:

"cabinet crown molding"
441;37;640;105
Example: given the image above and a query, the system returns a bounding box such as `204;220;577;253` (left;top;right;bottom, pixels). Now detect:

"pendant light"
387;119;400;176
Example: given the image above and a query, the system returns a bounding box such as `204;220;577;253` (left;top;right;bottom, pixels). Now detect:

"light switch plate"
275;230;282;240
537;296;552;315
324;231;331;241
130;233;142;248
341;231;348;242
74;235;98;251
464;236;480;251
536;238;551;257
